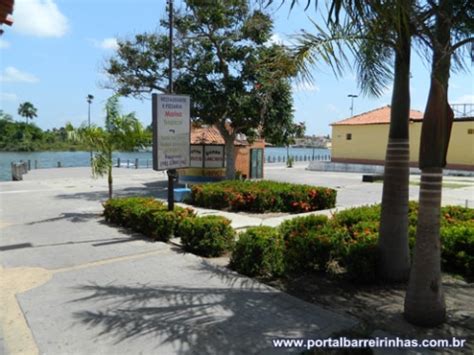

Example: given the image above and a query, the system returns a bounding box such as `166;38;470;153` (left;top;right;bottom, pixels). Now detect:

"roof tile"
331;105;424;126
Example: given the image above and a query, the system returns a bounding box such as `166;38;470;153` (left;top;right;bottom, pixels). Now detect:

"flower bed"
230;203;474;282
189;180;337;213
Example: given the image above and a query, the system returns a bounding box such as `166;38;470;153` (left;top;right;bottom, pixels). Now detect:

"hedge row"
103;197;234;257
230;203;474;282
189;180;337;213
103;197;195;242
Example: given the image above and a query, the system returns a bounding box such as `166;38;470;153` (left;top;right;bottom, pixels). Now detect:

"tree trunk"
377;1;412;282
108;166;113;199
404;0;453;327
404;167;445;326
224;135;236;180
108;151;113;199
217;122;236;180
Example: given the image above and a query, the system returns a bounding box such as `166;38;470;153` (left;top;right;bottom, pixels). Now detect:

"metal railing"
265;154;331;163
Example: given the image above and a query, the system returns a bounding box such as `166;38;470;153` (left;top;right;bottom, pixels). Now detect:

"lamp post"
348;94;358;117
87;94;94;164
166;0;176;211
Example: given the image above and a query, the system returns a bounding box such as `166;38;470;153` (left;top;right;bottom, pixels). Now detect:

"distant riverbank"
0;147;330;181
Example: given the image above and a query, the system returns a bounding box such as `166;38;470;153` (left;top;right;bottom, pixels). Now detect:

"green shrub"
230;226;285;277
332;205;381;227
178;216;235;257
190;180;336;213
279;214;328;240
339;234;379;283
441;205;474;225
103;197;195;241
441;222;474;278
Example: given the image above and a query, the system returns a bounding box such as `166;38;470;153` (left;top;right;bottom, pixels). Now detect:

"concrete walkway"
0;167;358;355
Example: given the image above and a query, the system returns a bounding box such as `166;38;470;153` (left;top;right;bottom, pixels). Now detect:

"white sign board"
153;94;190;170
190;145;203;168
204;145;225;168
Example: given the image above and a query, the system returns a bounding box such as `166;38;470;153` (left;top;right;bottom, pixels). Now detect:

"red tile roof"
331;105;424;126
190;125;249;146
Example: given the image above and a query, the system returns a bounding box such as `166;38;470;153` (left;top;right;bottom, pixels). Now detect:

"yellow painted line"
0;248;169;354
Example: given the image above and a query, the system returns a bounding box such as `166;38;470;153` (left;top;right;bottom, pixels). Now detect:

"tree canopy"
105;0;298;178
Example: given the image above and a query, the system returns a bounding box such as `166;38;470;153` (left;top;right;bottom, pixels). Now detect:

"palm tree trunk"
404;0;453;327
404;167;445;326
377;2;412;281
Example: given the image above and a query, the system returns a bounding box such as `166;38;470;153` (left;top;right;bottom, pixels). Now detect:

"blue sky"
0;0;472;136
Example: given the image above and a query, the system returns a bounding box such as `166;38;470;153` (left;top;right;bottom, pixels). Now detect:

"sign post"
152;93;190;210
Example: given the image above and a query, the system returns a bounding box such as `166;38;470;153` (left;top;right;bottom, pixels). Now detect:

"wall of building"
332;120;474;169
234;139;265;179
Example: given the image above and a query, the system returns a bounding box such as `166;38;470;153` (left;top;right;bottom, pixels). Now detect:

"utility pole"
348;94;358;117
167;0;176;211
87;94;94;164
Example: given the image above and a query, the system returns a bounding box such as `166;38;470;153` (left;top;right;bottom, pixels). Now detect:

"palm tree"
404;0;473;327
67;95;150;199
293;0;414;281
18;102;38;125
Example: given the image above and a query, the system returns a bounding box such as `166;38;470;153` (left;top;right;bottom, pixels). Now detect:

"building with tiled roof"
190;125;250;146
179;124;265;182
330;105;473;170
331;105;423;126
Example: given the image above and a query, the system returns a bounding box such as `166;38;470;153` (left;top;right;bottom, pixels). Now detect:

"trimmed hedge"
190;180;337;213
229;203;474;282
103;197;195;242
230;226;285;277
178;216;235;257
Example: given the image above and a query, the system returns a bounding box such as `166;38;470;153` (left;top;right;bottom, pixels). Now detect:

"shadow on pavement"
71;259;339;354
0;236;150;252
54;181;170;202
27;212;101;225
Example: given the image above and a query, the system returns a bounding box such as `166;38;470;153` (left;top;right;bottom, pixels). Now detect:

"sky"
0;0;473;136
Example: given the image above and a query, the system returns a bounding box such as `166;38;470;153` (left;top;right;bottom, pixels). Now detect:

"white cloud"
292;81;320;93
0;67;39;83
0;92;18;101
91;37;119;50
452;94;474;104
0;39;10;49
13;0;69;38
267;33;292;47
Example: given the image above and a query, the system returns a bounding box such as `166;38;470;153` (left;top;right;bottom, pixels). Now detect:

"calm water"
0;147;330;181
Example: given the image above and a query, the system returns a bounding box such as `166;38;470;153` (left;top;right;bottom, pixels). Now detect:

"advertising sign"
190;145;203;168
204;145;225;168
153;94;190;170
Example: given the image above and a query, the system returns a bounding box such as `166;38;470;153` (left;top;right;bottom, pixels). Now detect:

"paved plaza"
0;165;472;354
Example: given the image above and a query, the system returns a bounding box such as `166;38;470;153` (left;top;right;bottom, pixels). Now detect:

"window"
468;129;474;135
346;133;352;140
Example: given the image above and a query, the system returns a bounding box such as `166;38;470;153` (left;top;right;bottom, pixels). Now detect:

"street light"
86;94;94;164
348;94;358;117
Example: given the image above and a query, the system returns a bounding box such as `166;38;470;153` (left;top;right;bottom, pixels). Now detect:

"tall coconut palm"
18;102;37;125
404;0;473;327
67;95;149;199
292;0;415;281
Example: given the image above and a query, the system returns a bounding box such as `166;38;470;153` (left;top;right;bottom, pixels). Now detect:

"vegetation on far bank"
0;113;88;152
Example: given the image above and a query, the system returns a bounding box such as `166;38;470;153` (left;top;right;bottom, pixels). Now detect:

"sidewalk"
0;167;358;354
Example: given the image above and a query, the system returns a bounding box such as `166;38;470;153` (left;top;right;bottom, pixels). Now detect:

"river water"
0;147;330;181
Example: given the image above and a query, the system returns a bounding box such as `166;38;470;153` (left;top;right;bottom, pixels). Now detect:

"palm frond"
355;39;394;97
292;21;359;83
91;152;111;178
